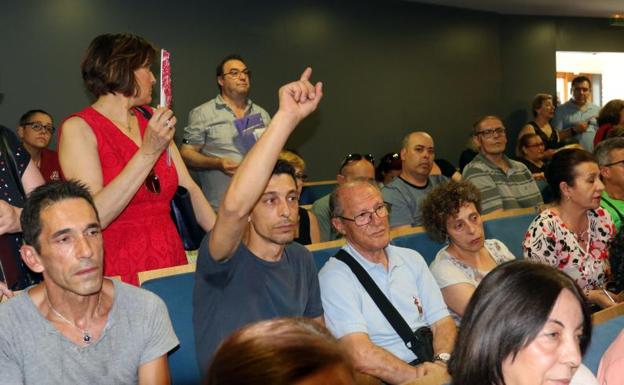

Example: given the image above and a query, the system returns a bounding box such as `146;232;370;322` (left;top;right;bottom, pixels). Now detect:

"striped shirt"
462;153;543;214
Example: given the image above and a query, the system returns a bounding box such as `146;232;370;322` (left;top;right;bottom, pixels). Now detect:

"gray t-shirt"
193;237;323;374
311;193;341;242
382;175;448;227
0;280;179;385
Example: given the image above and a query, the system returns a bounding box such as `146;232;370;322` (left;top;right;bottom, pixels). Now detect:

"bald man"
382;132;447;228
312;155;376;242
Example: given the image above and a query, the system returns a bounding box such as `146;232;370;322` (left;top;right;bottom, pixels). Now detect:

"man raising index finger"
193;68;323;375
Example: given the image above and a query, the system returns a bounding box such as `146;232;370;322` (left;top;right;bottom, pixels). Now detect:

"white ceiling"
412;0;624;18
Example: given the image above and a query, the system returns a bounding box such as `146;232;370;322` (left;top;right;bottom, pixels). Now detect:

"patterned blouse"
523;208;614;289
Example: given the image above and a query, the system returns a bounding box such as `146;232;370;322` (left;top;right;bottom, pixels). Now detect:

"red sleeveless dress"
64;106;186;285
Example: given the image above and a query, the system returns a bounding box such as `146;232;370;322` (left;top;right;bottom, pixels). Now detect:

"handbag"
170;186;205;250
334;249;434;364
0;126;42;290
134;107;205;251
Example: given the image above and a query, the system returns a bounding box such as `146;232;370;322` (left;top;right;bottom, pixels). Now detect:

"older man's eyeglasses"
223;69;251;78
604;159;624;168
475;127;505;139
338;203;391;226
23;122;55;134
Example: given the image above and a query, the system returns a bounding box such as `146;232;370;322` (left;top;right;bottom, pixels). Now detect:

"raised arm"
208;68;323;261
59;108;175;228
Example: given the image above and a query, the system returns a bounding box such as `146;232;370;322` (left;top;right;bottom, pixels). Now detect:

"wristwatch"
434;352;451;364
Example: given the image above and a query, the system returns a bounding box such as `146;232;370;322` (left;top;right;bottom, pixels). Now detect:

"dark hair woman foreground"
59;33;215;285
205;318;355;385
450;260;592;385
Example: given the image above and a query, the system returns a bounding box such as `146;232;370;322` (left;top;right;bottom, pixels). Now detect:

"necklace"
44;289;102;345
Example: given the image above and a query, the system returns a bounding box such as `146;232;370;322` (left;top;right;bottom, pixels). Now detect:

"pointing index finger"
300;67;312;81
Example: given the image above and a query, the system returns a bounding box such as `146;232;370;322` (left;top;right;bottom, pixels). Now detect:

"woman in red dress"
59;33;215;285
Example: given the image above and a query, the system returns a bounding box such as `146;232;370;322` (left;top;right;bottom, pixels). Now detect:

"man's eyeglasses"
223;69;251;78
145;169;161;194
23;122;55;134
604;159;624;168
340;153;375;171
475;127;505;139
337;203;391;227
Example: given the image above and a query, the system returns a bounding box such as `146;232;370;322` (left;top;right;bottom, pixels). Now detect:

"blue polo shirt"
319;243;450;362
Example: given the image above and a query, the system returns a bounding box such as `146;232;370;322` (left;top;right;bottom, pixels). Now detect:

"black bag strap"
334;249;419;351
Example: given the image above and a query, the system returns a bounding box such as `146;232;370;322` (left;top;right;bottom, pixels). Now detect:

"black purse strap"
334;249;419;352
0;127;26;199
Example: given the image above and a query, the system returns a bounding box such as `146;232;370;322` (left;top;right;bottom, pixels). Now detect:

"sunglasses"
145;169;161;194
340;153;375;171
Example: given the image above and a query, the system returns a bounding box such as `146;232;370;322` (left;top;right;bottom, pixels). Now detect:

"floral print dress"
523;208;614;289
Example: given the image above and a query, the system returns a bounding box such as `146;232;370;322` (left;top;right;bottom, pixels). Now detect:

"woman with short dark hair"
523;148;618;308
449;260;592;385
205;318;355;385
59;33;215;284
422;180;514;323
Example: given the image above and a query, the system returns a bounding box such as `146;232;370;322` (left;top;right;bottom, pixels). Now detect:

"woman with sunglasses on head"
279;150;320;244
59;33;215;285
523;148;619;308
450;260;595;385
422;180;515;324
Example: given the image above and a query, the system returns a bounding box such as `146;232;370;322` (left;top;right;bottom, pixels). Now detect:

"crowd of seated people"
2;30;624;385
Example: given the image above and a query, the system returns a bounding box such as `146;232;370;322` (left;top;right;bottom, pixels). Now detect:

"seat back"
583;303;624;373
483;213;535;258
140;264;200;385
390;232;445;266
299;181;337;205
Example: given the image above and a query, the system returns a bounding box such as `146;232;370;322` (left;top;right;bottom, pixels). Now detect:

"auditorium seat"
583;303;624;374
483;212;535;258
390;230;445;266
306;239;346;270
299;180;337;205
139;264;200;385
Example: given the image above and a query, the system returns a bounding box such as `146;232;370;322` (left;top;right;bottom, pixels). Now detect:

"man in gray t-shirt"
193;69;324;374
180;54;271;210
0;181;178;384
382;131;448;228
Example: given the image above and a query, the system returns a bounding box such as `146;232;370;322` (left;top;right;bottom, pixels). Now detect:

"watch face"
436;353;451;362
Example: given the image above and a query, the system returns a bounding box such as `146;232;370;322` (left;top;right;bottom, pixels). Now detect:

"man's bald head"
337;159;375;185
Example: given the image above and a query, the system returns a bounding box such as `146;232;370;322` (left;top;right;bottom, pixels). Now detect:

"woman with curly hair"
421;180;514;323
